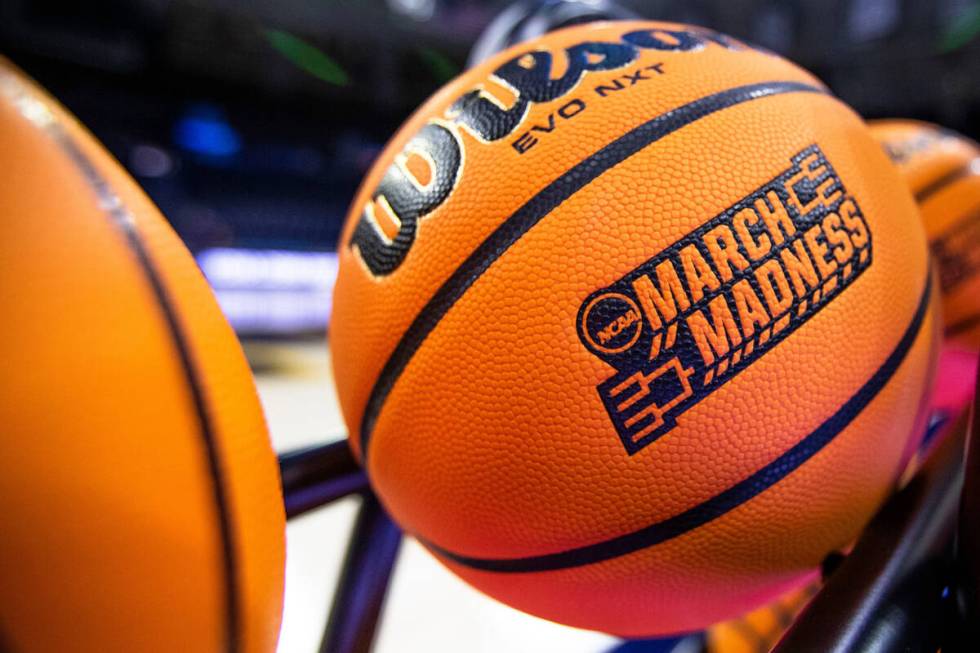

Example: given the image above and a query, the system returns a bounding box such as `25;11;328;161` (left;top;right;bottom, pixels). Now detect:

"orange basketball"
0;60;284;652
331;21;939;635
870;120;980;348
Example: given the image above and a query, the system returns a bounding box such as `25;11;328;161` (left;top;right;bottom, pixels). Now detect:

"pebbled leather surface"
332;22;938;635
0;60;285;653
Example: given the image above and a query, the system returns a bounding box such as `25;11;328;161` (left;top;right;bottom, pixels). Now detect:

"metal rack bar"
772;407;970;652
319;493;402;653
956;371;980;645
279;441;368;519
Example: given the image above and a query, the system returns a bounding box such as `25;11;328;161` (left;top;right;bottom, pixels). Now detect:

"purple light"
197;248;338;334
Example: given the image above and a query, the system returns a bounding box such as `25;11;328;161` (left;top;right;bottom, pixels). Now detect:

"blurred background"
1;0;977;337
1;1;977;651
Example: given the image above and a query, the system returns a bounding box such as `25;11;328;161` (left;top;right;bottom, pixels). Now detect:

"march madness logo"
577;146;873;455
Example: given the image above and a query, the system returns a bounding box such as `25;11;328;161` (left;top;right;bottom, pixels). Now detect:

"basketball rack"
276;3;980;651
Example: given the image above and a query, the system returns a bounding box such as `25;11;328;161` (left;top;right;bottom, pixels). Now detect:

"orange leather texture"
871;119;980;348
0;59;285;652
332;22;937;635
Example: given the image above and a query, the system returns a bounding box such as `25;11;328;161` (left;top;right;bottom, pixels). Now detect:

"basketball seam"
948;311;980;336
420;273;933;572
914;158;980;203
0;620;13;653
359;79;830;459
8;75;241;652
106;187;242;653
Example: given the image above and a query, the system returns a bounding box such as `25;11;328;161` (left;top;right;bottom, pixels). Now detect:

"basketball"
0;60;285;651
330;20;938;635
871;120;980;349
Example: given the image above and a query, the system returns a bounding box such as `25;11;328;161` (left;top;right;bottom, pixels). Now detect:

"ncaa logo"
580;292;643;355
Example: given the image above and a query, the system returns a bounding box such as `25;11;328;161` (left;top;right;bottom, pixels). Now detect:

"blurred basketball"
0;60;284;652
871;120;980;349
331;21;938;635
706;581;818;653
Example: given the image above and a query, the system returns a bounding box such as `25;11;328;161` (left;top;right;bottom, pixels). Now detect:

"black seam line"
359;80;829;458
9;78;241;651
947;311;980;336
914;158;980;203
422;274;933;573
0;619;13;653
935;198;980;245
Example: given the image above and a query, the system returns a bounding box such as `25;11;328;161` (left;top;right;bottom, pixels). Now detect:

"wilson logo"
577;145;873;455
349;25;763;277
